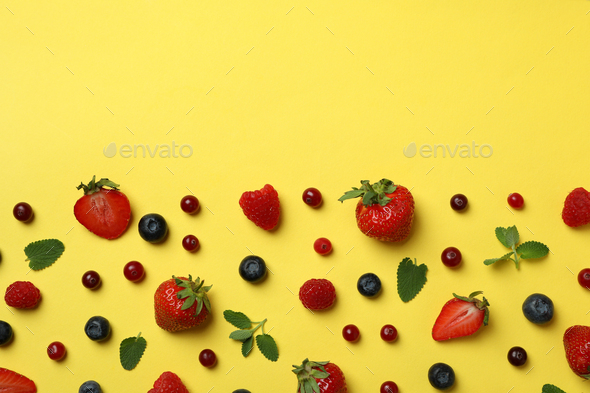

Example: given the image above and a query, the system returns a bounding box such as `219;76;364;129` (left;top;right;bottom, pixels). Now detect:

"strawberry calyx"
76;175;120;195
292;358;331;393
452;291;490;326
338;179;397;207
173;275;212;317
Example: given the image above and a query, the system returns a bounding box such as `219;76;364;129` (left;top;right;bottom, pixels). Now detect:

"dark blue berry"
79;380;102;393
0;321;13;346
84;316;111;341
428;362;455;390
138;213;168;243
239;256;267;283
357;273;382;298
232;390;251;393
522;293;554;325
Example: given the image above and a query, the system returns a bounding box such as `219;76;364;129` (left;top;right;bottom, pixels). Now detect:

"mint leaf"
24;239;65;270
517;241;549;260
229;329;253;342
241;335;254;357
397;257;428;302
119;333;147;370
256;334;278;362
484;252;514;266
505;225;519;248
223;310;251;329
542;384;566;393
495;227;510;248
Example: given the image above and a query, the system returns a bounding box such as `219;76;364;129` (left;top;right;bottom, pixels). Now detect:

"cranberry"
180;195;200;214
342;324;360;342
450;194;468;211
199;349;217;367
507;193;524;209
441;247;462;268
47;341;66;361
13;202;33;222
182;235;200;252
123;261;145;282
380;381;399;393
313;238;332;255
507;346;527;366
302;188;322;207
82;270;101;289
380;324;398;342
578;268;590;289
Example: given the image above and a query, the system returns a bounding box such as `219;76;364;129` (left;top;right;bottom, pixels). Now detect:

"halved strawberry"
432;291;490;341
0;368;37;392
74;176;131;240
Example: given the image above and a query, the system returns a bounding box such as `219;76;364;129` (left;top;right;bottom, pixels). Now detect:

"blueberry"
522;293;554;325
357;273;382;298
138;213;168;243
239;256;267;283
84;316;111;341
428;362;455;390
232;390;251;393
0;320;13;346
79;380;102;393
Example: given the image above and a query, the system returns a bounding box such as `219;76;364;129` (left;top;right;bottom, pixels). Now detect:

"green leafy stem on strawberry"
175;276;212;316
484;225;549;269
338;178;397;206
76;175;120;195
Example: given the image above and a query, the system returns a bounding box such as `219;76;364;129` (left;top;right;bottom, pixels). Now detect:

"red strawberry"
299;279;336;310
154;275;211;332
432;291;490;341
148;371;189;393
74;176;131;239
563;325;590;379
339;179;414;242
0;368;37;392
293;359;347;393
562;187;590;227
239;184;280;230
5;281;41;309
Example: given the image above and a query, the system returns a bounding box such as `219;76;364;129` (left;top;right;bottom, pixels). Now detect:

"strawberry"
5;281;41;309
0;367;37;392
74;176;131;239
154;275;212;332
562;187;590;227
339;179;414;242
432;291;490;341
563;325;590;379
239;184;280;230
299;279;336;310
148;371;189;393
293;359;347;393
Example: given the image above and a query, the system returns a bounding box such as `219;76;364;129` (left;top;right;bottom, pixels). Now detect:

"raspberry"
239;184;280;230
148;371;189;393
562;187;590;227
5;281;41;309
299;278;336;310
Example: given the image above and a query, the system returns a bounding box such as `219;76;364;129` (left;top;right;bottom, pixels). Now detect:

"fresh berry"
79;381;102;393
432;291;490;341
0;321;13;346
380;325;398;342
74;176;131;239
563;325;590;379
293;359;347;393
562;187;590;227
82;270;101;289
441;247;462;268
507;346;527;366
314;238;332;255
428;363;455;390
342;324;360;342
522;293;553;324
299;279;336;310
180;195;200;214
0;368;37;393
339;179;414;242
84;316;111;341
154;275;212;332
5;281;41;309
357;273;381;298
507;193;524;209
148;371;189;393
302;188;322;207
199;349;217;367
239;256;267;283
182;235;200;252
239;184;280;230
578;268;590;289
450;194;468;211
13;202;33;222
123;261;145;282
232;390;251;393
138;213;168;243
380;381;399;393
47;341;66;361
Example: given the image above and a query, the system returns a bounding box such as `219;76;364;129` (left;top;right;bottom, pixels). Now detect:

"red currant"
450;194;468;211
507;193;524;209
380;324;398;342
441;247;462;268
47;341;66;361
302;188;322;207
313;238;332;255
380;381;399;393
82;270;101;289
342;324;360;342
182;235;200;252
199;349;217;367
507;346;527;366
578;268;590;289
180;195;200;214
13;202;33;222
123;261;145;282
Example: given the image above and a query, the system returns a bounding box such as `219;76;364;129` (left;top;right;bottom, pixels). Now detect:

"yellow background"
1;1;590;391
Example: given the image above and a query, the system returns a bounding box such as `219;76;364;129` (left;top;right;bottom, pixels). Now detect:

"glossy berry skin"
0;321;13;346
84;316;111;341
47;341;66;361
302;188;322;207
13;202;33;222
357;273;381;298
314;238;332;255
5;281;41;309
299;279;336;310
380;325;398;342
239;184;280;230
508;193;524;209
293;359;347;393
342;324;360;342
123;261;145;282
180;195;200;214
450;194;468;211
380;381;399;393
522;293;554;325
79;381;102;393
578;268;590;289
432;292;490;341
148;371;189;393
563;325;590;379
138;213;168;243
428;363;455;390
507;346;527;366
154;276;211;332
441;247;462;268
182;235;200;252
239;256;267;283
82;270;101;289
199;349;217;367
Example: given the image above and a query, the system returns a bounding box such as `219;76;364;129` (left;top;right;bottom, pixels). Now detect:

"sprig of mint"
119;332;147;370
542;384;566;393
484;226;549;269
224;310;278;362
397;257;428;302
24;239;65;270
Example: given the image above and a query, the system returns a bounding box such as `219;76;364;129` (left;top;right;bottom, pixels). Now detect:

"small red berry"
508;193;524;209
578;268;590;289
302;188;322;207
199;349;216;367
342;324;360;342
313;238;332;255
82;271;101;289
123;261;145;282
13;202;33;222
507;346;527;366
450;194;468;211
181;195;200;214
380;324;398;342
441;247;462;268
380;381;399;393
47;341;66;361
5;281;41;309
182;235;200;252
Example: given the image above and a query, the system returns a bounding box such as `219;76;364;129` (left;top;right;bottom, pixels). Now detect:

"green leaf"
484;252;514;265
224;310;252;329
119;333;147;370
397;257;428;302
256;334;278;362
542;384;566;393
229;329;254;341
505;225;519;248
517;241;549;260
24;239;65;270
495;227;510;248
241;335;254;357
